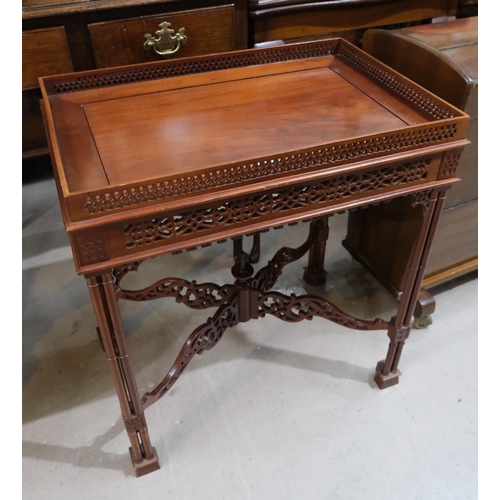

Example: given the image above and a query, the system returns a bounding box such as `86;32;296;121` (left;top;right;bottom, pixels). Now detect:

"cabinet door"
88;6;236;68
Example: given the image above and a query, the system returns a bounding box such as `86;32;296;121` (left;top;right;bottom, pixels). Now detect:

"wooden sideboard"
22;0;248;159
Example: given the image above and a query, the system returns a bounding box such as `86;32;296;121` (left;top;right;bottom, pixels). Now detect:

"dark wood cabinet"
22;0;248;159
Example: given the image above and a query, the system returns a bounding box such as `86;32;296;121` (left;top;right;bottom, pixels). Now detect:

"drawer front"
22;27;73;90
89;6;236;68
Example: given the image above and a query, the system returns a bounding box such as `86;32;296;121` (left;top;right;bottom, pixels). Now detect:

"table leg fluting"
374;190;447;389
86;274;160;476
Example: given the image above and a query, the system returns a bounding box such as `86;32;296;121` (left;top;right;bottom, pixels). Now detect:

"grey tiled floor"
22;173;478;500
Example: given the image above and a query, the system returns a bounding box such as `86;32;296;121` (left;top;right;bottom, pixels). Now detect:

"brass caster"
413;316;432;330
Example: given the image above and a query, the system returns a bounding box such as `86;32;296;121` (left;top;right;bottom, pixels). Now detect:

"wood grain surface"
22;27;73;89
83;66;406;185
39;39;468;274
89;6;236;68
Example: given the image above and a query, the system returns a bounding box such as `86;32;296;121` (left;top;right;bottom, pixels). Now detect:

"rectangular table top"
40;38;469;274
84;67;407;186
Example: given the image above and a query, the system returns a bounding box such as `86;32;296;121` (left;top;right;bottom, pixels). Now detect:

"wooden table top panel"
50;58;334;194
83;66;407;186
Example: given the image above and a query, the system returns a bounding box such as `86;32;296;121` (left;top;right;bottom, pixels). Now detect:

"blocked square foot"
374;360;401;390
303;267;327;286
129;447;160;477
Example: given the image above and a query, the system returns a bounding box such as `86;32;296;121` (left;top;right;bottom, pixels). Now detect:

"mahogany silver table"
40;38;469;476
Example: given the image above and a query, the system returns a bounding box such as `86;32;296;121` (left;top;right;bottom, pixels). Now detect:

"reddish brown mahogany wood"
40;39;468;476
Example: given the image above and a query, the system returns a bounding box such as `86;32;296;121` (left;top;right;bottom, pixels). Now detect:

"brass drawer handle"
144;21;187;58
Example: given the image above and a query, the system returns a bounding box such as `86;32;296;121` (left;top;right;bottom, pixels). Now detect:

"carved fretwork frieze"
347;189;431;215
123;159;431;249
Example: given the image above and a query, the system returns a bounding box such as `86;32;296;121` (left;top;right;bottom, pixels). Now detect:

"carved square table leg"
86;274;160;476
375;190;447;389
